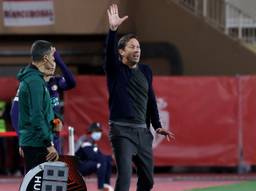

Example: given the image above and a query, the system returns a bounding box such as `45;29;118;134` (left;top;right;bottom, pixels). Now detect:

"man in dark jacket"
105;4;175;191
18;40;59;173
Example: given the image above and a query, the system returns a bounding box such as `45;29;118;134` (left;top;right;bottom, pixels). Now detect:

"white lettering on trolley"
33;176;42;190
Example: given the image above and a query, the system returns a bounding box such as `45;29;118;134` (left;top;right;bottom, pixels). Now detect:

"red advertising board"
2;75;256;166
240;76;256;165
65;76;240;166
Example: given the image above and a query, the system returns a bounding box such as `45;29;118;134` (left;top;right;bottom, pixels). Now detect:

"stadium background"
1;0;256;190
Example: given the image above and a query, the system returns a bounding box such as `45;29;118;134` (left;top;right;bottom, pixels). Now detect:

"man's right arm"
29;80;59;160
104;29;119;75
104;4;128;75
29;80;52;144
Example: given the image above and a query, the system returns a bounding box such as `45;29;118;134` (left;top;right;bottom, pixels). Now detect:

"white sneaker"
103;184;114;191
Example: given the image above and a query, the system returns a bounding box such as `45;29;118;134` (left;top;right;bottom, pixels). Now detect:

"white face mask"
91;132;102;141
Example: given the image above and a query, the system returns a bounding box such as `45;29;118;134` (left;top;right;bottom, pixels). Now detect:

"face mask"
91;132;102;141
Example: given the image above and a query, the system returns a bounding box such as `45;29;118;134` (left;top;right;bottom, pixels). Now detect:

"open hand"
46;145;59;161
107;4;128;31
156;128;175;142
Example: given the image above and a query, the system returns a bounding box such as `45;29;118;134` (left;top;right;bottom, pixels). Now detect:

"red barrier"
0;131;17;137
2;76;256;166
0;131;68;137
0;77;18;101
240;76;256;164
152;77;239;166
64;76;240;166
64;76;112;154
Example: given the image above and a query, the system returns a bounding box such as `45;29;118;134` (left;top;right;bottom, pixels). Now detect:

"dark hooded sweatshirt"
17;64;54;147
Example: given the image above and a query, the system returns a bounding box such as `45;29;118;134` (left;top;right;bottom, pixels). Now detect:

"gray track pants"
109;124;154;191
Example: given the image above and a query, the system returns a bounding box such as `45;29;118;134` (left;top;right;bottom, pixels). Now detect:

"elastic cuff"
45;140;54;147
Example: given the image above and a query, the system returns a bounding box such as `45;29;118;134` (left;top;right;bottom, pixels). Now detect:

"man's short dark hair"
31;40;53;62
117;33;138;50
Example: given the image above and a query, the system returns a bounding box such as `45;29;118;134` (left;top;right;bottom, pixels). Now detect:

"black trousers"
22;146;48;173
110;124;154;191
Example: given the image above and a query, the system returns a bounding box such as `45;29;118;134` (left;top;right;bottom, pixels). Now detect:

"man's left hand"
156;128;175;142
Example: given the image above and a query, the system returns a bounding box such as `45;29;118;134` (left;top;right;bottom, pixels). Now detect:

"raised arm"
54;51;76;90
107;4;128;31
104;4;128;76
